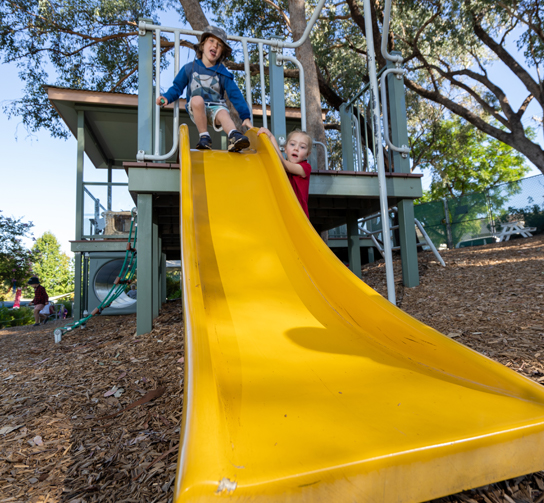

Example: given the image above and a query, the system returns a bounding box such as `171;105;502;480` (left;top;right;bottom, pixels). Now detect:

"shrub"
0;306;34;329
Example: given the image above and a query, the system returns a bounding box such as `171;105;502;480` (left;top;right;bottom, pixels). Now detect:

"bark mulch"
0;301;184;503
1;234;544;502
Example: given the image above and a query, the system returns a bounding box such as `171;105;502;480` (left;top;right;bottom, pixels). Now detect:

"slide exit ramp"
174;125;544;502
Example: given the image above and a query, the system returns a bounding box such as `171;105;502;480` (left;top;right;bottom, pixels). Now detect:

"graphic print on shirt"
190;72;222;103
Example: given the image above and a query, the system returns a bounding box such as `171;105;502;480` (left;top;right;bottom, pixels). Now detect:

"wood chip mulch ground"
1;233;544;502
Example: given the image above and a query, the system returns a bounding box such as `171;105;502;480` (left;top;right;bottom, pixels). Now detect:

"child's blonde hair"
287;129;312;156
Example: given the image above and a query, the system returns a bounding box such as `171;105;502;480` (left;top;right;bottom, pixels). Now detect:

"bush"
0;306;34;329
501;205;544;234
166;272;182;300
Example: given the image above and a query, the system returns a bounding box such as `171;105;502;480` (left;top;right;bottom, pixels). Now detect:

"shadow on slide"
174;124;544;502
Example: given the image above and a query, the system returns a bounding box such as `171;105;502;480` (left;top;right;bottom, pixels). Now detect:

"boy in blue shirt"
157;26;253;152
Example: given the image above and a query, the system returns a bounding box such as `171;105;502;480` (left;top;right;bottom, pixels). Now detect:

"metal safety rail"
357;209;446;267
53;208;138;343
136;0;327;163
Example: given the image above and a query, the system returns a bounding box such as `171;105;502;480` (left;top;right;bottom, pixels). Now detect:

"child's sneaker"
196;135;212;150
228;130;250;152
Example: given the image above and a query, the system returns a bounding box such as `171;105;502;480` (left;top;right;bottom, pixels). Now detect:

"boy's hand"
156;96;167;106
242;118;253;129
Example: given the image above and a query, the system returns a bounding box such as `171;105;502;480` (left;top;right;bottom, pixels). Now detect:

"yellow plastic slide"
174;125;544;502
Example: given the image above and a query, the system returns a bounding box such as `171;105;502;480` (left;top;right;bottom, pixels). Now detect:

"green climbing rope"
53;208;138;341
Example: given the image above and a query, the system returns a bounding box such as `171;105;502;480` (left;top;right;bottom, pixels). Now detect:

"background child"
157;25;253;152
257;128;313;218
27;276;48;326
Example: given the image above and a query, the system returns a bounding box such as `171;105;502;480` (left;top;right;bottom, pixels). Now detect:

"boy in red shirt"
257;128;312;218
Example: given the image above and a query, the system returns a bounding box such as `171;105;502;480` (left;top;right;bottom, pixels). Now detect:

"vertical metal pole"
340;104;354;171
269;37;287;144
258;43;267;129
137;194;153;335
154;28;161;157
138;18;154;158
347;211;362;278
242;39;253;125
76;111;85;241
107;164;112;211
74;111;85;319
363;0;395;304
355;105;363;172
443;198;454;248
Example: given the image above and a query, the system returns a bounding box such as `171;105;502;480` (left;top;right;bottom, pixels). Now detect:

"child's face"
285;133;310;163
202;36;224;66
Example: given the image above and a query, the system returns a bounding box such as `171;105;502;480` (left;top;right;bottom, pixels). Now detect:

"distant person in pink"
257;128;312;218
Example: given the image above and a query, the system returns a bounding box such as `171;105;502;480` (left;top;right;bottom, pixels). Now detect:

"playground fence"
329;174;544;250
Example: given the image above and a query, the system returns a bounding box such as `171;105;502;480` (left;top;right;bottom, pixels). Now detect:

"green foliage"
0;211;37;299
412;115;531;201
166;271;181;299
31;232;73;296
501;204;544;234
0;306;34;329
1;0;163;138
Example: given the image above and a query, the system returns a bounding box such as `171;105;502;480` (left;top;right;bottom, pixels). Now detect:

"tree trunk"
288;0;328;169
177;0;208;30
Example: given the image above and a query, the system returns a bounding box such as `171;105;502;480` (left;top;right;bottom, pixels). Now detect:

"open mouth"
210;49;217;58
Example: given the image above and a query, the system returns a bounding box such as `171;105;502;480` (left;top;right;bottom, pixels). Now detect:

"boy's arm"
257;128;307;178
160;67;189;105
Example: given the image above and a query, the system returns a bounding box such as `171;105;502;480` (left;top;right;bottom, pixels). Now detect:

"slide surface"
174;126;544;502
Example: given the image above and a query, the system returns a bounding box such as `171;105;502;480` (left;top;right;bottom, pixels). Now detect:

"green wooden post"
347;211;362;279
137;194;153;335
340;104;355;171
269;37;287;144
74;111;85;319
153;224;159;319
161;253;167;305
387;53;419;287
138;18;154;157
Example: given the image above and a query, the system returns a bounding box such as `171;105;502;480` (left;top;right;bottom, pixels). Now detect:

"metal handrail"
277;54;306;131
313;141;329;170
381;0;403;64
137;0;326;162
380;68;410;157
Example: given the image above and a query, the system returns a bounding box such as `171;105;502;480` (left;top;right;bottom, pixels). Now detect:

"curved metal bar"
138;0;326;50
313;141;329;170
381;0;403;64
380;68;410;157
138;30;180;162
276;54;306;131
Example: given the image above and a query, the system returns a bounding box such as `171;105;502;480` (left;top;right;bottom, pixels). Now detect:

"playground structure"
46;0;544;499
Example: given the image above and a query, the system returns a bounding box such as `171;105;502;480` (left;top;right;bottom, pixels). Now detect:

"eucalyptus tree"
2;0;542;175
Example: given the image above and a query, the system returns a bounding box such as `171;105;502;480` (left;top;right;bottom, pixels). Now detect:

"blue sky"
0;19;542;257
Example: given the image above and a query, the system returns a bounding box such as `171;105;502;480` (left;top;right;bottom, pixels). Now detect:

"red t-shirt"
287;161;311;218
